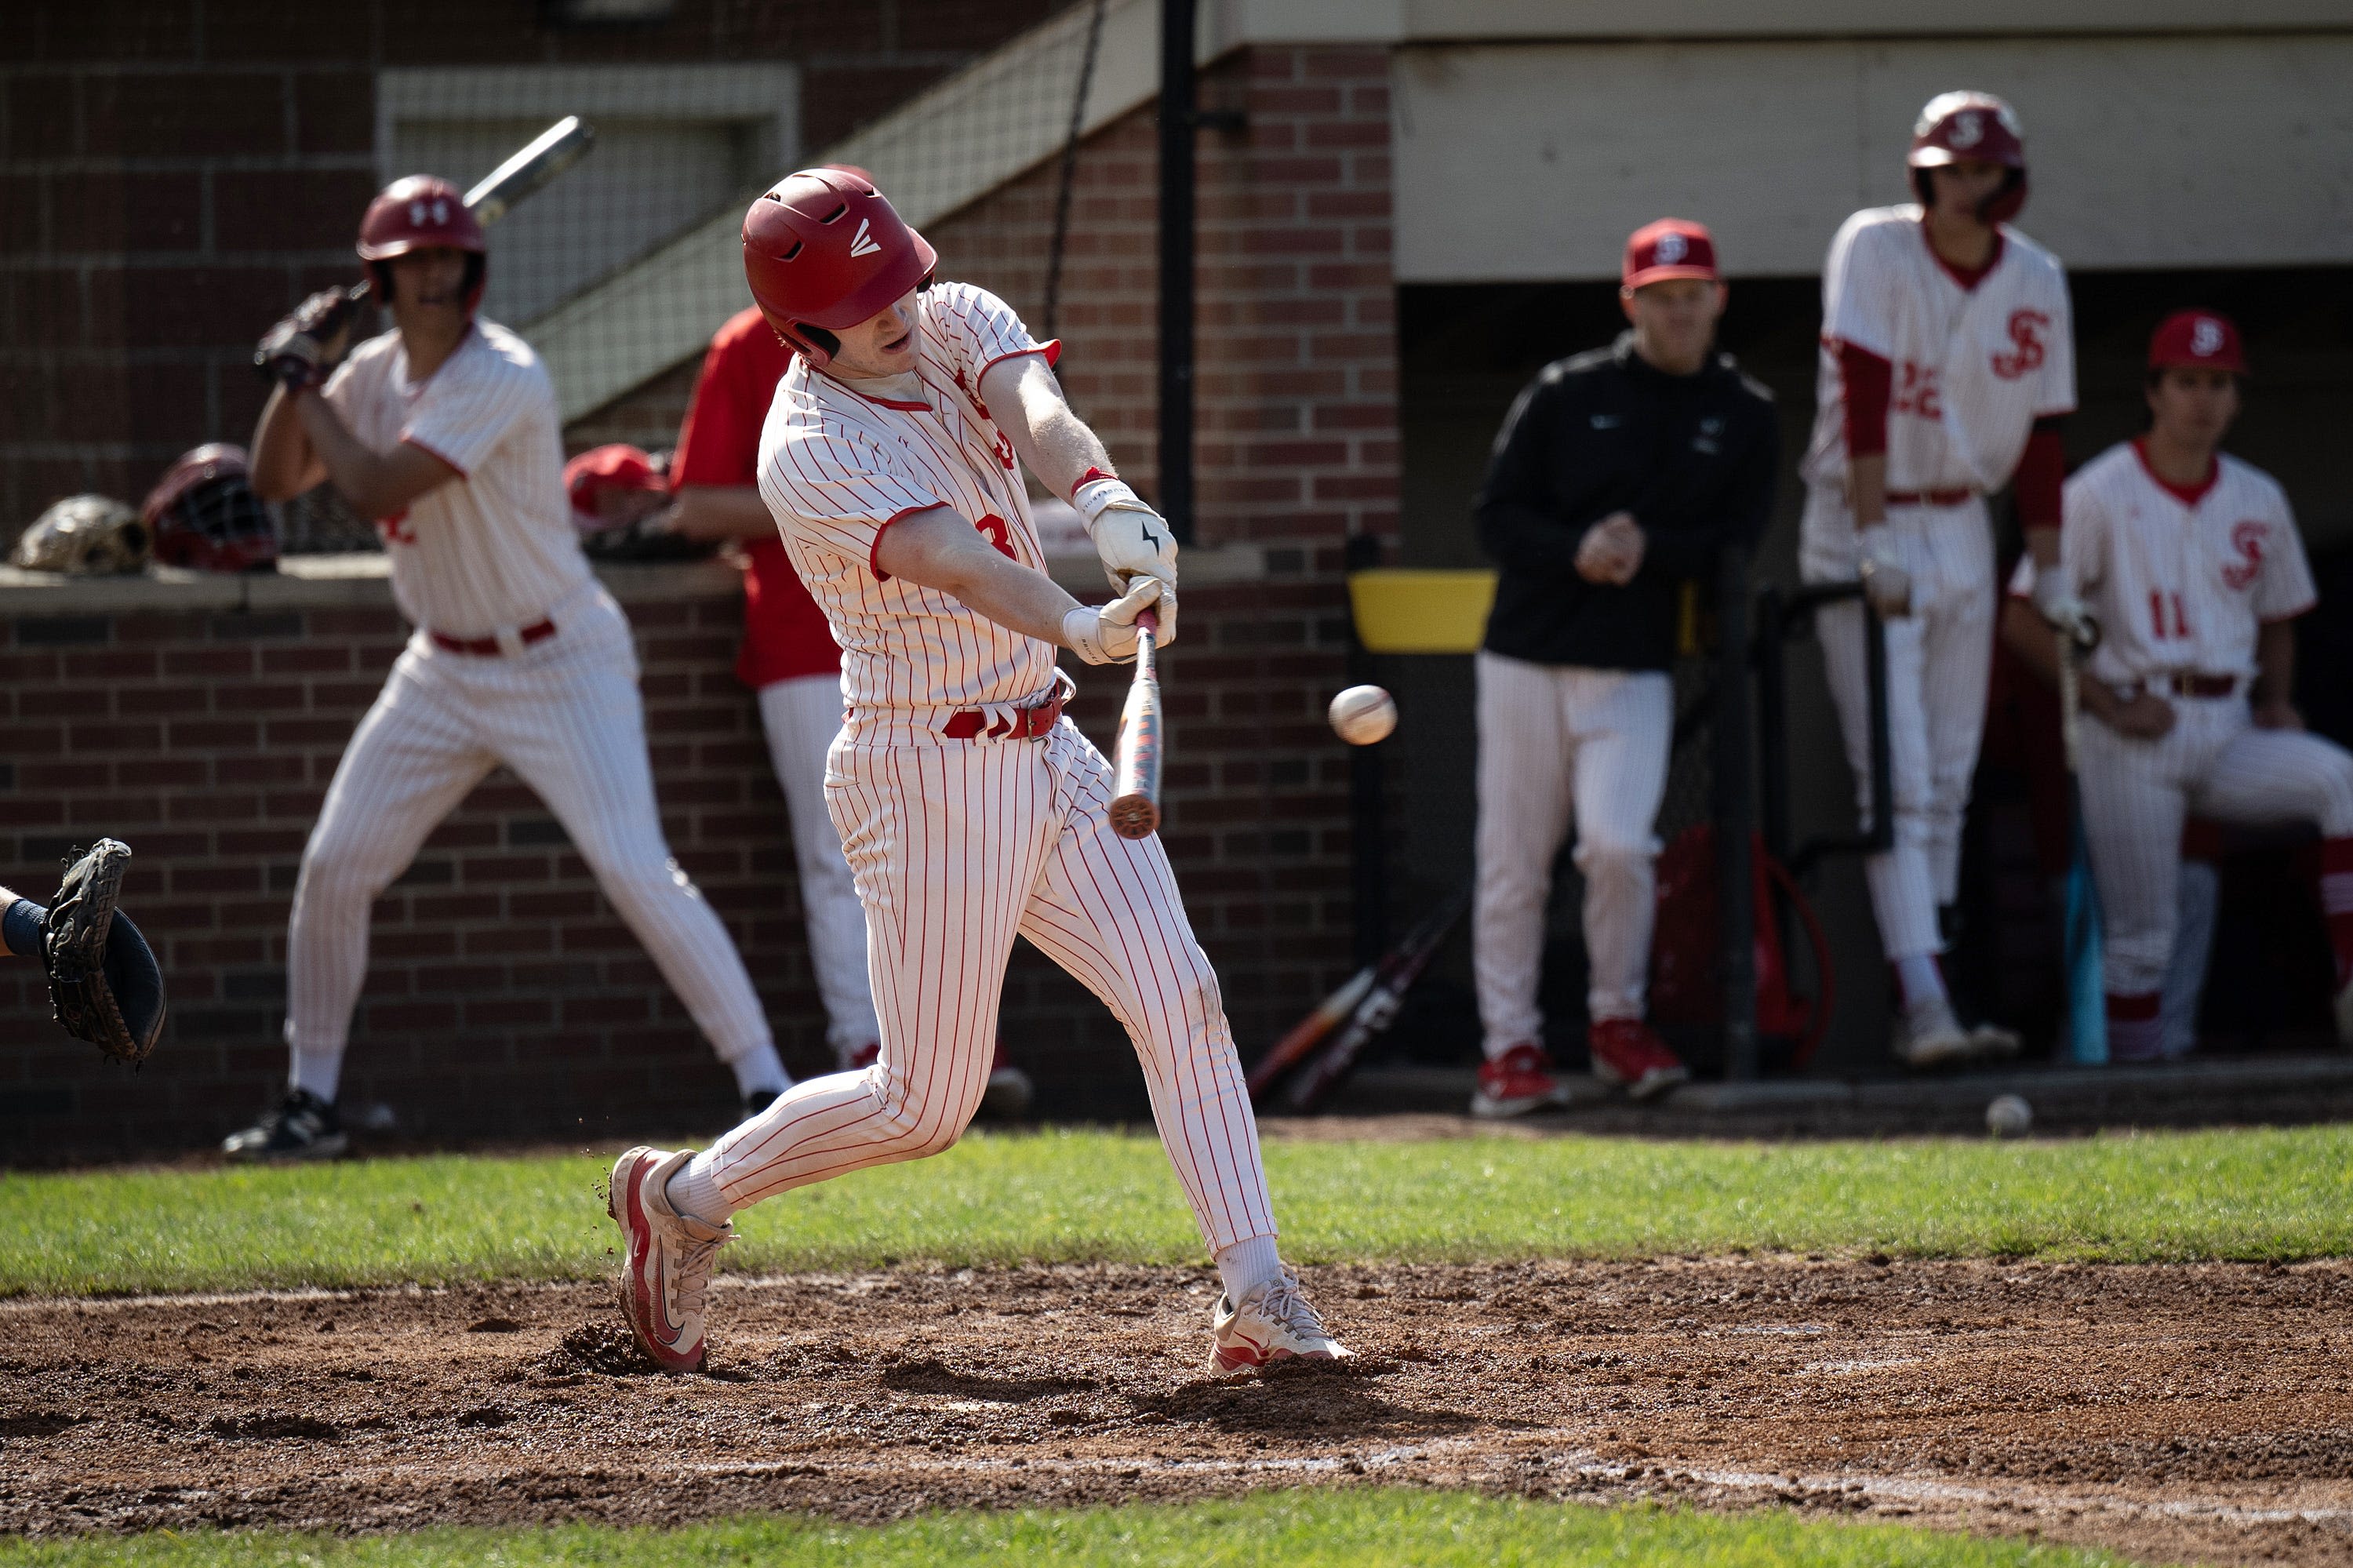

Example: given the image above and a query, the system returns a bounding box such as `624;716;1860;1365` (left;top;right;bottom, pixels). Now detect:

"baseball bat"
1107;609;1162;840
1285;885;1471;1112
2057;624;2107;1064
1248;884;1467;1103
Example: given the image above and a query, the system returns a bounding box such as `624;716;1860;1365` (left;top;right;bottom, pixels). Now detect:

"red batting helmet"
2148;309;2247;375
1907;91;2028;224
741;167;936;369
358;176;487;311
143;443;278;574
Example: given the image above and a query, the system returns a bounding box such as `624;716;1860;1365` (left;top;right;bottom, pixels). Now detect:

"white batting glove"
1855;526;1912;618
2028;564;2098;650
1071;473;1179;593
1061;577;1174;665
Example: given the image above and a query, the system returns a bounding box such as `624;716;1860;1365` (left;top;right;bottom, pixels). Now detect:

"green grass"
0;1489;2137;1566
5;1122;2350;1297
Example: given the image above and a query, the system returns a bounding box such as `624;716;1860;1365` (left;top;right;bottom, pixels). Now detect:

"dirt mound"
2;1261;2349;1565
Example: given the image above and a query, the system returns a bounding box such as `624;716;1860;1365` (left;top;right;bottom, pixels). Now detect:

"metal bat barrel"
1107;610;1162;840
465;115;596;225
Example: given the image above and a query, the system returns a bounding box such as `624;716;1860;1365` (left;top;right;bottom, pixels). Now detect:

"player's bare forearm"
2000;598;2064;690
249;384;327;503
2253;619;2301;726
292;393;459;520
2024;525;2060;569
980;355;1110;499
666;486;776;542
877;506;1081;648
1848;453;1888;529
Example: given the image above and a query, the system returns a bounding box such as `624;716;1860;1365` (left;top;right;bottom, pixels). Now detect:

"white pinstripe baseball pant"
701;708;1277;1253
1474;652;1673;1051
284;589;775;1071
756;675;881;1065
1808;487;1995;962
2081;697;2353;998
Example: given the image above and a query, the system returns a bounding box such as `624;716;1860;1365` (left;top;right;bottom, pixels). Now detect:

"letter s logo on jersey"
1991;310;2049;380
2222;520;2268;591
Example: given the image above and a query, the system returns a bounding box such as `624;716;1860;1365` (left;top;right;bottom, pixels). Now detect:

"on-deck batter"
227;176;790;1159
606;168;1350;1376
1802;91;2087;1068
1470;220;1776;1116
2005;310;2353;1057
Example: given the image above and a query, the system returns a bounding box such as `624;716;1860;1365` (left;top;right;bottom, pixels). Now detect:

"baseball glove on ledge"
8;840;168;1064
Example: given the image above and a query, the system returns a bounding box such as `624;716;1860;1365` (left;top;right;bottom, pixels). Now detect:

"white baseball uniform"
1802;207;2074;961
282;322;779;1099
2011;441;2353;1051
697;283;1276;1254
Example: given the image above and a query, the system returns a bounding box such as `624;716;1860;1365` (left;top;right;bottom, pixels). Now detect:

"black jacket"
1476;332;1777;670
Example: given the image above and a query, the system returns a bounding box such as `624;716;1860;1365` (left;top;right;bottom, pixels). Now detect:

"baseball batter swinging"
1802;91;2088;1068
2006;311;2353;1057
607;167;1348;1375
226;176;792;1159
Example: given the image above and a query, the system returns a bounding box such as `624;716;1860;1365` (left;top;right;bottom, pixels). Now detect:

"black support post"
1715;546;1758;1081
1156;0;1197;543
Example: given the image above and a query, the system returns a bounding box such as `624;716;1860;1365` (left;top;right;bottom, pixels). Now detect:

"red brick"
82;73;287;158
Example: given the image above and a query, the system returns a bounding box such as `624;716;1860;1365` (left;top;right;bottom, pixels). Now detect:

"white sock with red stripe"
1214;1235;1282;1303
2320;837;2353;988
1893;954;1947;1012
2106;991;2164;1061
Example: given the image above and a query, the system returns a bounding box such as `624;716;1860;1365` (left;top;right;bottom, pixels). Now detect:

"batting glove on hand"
1856;526;1912;618
1071;474;1179;594
1062;577;1174;665
2028;566;2100;651
255;286;361;392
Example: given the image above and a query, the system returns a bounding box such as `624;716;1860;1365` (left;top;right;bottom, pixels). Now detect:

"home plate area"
7;1260;2350;1566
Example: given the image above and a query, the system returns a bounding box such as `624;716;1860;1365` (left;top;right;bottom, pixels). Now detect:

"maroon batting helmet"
742;167;936;369
1907;91;2028;224
358;175;487;311
143;443;278;574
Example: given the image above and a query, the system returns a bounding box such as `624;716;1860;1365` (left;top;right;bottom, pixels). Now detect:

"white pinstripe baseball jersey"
324;322;592;638
1804;208;2075;493
756;282;1059;711
2009;442;2315;687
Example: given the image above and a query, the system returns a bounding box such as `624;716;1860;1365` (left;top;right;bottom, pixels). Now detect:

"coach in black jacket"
1467;218;1777;1120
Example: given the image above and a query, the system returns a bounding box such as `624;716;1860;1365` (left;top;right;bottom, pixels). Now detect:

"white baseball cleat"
608;1146;731;1373
1965;1020;2023;1060
1892;996;1977;1070
1208;1267;1352;1373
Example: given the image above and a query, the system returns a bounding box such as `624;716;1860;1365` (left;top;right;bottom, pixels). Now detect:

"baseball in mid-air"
1328;685;1398;746
1984;1093;2033;1138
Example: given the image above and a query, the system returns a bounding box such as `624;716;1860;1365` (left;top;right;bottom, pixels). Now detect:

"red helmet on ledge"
358;175;488;312
741;166;935;369
1907;90;2028;224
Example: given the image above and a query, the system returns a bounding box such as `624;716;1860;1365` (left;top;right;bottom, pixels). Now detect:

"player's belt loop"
941;673;1073;741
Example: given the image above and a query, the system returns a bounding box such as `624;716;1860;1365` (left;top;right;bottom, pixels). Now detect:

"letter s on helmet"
1907;90;2028;224
741;167;936;369
357;175;488;312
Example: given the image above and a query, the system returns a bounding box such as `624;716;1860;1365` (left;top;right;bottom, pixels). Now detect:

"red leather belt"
2168;671;2238;698
430;619;557;657
1885;487;1976;507
942;689;1065;740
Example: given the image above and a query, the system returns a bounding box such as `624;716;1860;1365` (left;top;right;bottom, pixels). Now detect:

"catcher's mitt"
42;840;167;1064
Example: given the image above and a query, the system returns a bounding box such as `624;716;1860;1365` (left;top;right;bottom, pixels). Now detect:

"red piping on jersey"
400;435;467;480
2015;421;2064;530
2131;438;2220;509
867;503;947;581
1920;220;2004;292
1837;341;1893;459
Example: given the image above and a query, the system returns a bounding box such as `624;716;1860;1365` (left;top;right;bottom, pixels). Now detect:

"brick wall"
1;0;1058;538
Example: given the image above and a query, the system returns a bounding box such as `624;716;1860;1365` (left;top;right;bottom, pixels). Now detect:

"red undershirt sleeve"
2015;417;2065;532
1837;341;1891;460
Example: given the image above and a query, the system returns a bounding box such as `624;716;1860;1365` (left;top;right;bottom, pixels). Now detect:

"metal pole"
1715;547;1757;1080
1156;0;1196;543
1754;584;1789;865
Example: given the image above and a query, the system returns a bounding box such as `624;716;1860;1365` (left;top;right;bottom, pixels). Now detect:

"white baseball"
1329;685;1397;746
1984;1093;2033;1138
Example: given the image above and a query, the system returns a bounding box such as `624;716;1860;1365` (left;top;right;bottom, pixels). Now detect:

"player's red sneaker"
1470;1042;1569;1119
1587;1018;1689;1101
608;1146;732;1373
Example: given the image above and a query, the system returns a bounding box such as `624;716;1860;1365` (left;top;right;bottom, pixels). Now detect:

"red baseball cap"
1623;219;1718;290
564;444;666;515
2148;310;2246;374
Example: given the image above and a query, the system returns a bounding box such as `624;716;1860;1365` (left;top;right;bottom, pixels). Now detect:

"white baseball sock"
1894;954;1947;1012
289;1044;344;1105
1214;1235;1283;1303
727;1041;790;1099
664;1152;736;1227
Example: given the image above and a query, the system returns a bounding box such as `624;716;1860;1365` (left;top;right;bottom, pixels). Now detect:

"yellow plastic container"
1345;569;1498;654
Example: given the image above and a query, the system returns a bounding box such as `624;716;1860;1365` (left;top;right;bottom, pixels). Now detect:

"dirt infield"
5;1260;2350;1565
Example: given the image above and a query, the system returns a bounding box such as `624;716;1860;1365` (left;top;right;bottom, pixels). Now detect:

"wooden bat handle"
1107;609;1162;840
